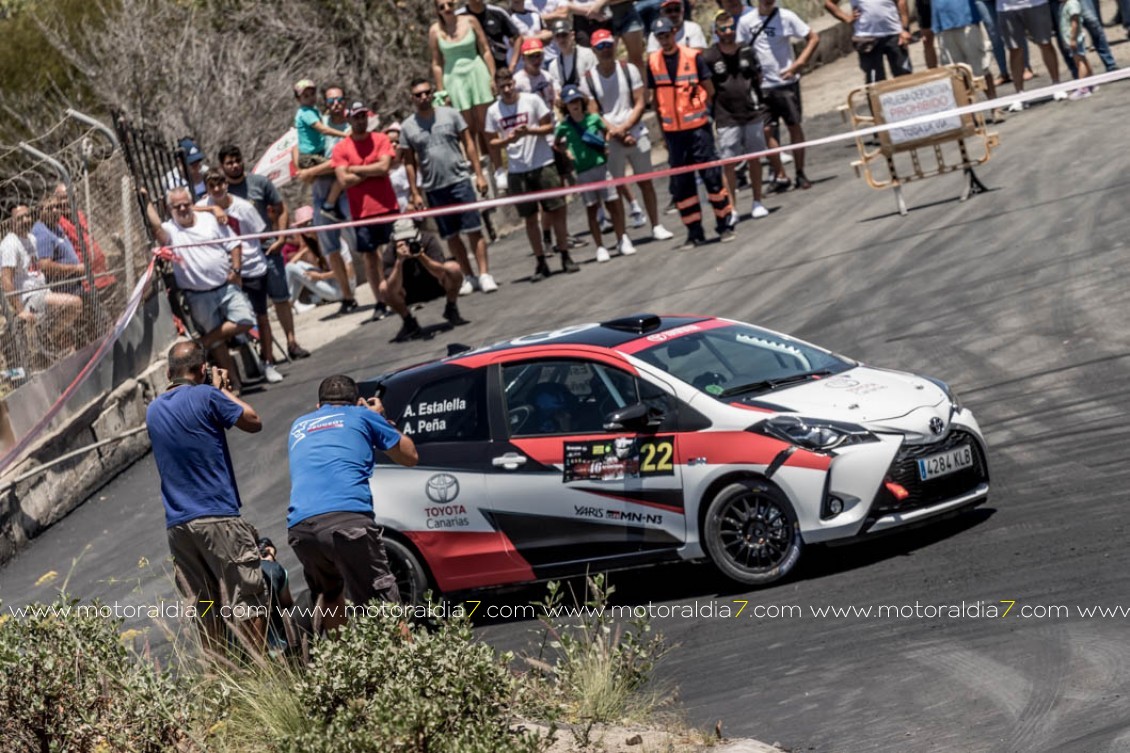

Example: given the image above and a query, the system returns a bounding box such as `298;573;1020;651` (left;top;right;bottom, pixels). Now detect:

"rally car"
360;314;989;601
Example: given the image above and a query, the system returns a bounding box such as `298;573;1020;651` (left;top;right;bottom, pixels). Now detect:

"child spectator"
554;84;635;262
293;79;350;221
1059;0;1093;98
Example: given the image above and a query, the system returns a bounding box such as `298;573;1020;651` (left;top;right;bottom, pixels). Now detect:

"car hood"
734;366;949;424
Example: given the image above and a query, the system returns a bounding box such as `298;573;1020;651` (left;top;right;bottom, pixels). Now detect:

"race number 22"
639;437;675;476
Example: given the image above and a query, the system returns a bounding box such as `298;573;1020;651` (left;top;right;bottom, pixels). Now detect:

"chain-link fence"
0;112;152;393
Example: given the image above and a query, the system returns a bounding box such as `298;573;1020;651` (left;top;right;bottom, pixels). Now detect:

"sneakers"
772;176;791;193
651;224;674;241
493;168;508;193
333;298;359;318
751;201;769;219
320;203;345;222
595;246;611;263
718;227;736;243
262;362;284;384
367;302;389;323
619;236;636;256
726;211;739;229
781;151;794;164
794;172;813;190
1068;87;1092;100
288;344;311;360
443;301;469;326
597;206;613;234
292;300;317;314
1052;89;1068;101
477;272;499;293
459;277;474;296
1006;100;1027;112
531;257;552;282
560;251;580;273
567;235;588;249
679;231;707;250
663;198;679;215
392;315;423;343
629;202;647;228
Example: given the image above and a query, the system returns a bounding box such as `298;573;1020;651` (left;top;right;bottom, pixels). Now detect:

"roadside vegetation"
0;575;685;752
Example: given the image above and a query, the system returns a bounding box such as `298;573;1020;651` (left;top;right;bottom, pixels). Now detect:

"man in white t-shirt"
485;67;578;281
580;28;673;241
739;0;820;191
995;0;1065;108
548;19;599;88
646;0;708;51
146;186;255;389
825;0;913;82
197;173;284;384
1;204;82;349
515;38;559;108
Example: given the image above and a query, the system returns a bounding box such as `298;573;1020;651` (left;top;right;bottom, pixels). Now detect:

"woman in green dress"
429;0;497;157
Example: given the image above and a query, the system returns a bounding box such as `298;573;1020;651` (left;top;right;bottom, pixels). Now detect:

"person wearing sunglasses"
646;0;708;52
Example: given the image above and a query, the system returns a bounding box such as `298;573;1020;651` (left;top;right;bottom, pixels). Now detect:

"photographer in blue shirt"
287;374;418;632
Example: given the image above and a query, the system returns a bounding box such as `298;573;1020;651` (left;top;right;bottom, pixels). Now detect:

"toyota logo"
425;473;460;503
929;417;945;436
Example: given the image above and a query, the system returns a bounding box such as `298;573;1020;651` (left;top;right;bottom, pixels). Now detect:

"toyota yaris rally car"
360;314;989;601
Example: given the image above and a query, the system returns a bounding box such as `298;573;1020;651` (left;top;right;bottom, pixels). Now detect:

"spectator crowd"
5;0;1114;389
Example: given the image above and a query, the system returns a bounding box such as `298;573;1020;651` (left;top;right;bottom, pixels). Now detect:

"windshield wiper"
718;369;836;398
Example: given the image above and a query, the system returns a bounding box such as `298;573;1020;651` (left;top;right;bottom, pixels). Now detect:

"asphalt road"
4;81;1130;752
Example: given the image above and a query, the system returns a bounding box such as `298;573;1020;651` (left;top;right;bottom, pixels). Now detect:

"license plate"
917;444;973;481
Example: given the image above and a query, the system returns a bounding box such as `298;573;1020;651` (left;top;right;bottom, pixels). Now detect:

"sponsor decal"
425;503;470;529
401;396;469;436
563;436;675;482
289;412;345;448
645;324;701;343
573;505;663;525
425;473;460;503
822;375;887;396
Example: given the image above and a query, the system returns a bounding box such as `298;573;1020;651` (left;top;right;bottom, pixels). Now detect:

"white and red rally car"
360;314;989;600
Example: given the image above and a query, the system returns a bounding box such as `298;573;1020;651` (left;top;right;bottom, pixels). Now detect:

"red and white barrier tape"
157;69;1130;253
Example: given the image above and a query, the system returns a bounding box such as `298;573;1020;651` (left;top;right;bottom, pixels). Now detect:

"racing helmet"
530;382;575;433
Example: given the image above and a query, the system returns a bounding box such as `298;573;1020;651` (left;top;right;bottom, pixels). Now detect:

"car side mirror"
603;402;663;432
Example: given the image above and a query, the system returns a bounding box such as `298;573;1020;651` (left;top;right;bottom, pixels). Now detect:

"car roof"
361;314;716;393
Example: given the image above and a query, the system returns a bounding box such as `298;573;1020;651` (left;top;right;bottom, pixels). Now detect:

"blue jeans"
1079;0;1117;71
976;0;1009;78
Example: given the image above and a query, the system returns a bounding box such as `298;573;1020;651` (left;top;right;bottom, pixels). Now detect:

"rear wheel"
383;536;430;604
702;480;803;586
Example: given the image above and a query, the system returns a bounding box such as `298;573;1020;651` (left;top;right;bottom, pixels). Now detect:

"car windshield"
632;323;854;398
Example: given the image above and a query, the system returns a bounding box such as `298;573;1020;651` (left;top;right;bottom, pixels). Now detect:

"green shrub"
0;596;192;753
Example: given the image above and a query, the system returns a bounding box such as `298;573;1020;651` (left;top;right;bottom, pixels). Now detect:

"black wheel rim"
388;549;420;604
716;491;794;573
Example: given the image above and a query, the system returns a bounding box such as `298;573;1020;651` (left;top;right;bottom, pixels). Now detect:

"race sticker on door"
563;436;675;482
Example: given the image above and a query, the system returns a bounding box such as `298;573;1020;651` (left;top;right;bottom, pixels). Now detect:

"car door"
484;356;687;575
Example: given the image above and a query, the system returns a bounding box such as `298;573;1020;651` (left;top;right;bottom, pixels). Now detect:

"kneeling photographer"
378;218;469;343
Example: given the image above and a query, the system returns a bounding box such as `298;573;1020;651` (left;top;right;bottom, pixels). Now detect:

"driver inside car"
529;382;576;434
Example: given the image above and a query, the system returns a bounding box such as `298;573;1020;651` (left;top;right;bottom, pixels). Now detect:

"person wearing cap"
548;19;599;88
580;28;674;240
646;0;708;51
704;10;771;221
293;79;350;223
648;15;736;247
508;0;554;64
197;172;286;384
331;101;402;323
485;67;579;281
401;77;495;296
738;0;819;191
379;218;468;342
515;38;558;107
218;144;312;360
283;205;356;314
555;84;636;262
286;374;419;630
176;137;208;200
294;84;359;317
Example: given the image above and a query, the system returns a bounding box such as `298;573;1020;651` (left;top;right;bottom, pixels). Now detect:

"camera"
203;364;213;386
408;239;422;256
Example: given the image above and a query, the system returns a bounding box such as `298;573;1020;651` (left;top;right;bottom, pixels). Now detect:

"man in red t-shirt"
331;101;400;322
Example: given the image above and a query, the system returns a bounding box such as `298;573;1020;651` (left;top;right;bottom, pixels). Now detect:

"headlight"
924;376;961;412
751;415;878;451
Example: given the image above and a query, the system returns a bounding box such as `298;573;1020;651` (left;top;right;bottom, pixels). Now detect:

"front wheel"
702;480;803;586
382;536;430;604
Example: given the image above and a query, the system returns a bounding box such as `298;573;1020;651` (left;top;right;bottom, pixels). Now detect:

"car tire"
383;536;430;604
702;480;803;586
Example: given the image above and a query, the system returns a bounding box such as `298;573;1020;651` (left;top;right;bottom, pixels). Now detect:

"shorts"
999;6;1053;48
938;24;988;77
611;2;645;35
576;164;618;207
184;282;255;335
606;132;654;178
287;510;400;605
167;516;266;622
240;272;270;316
297;153;327;169
508;164;567;219
426;180;484;239
354;217;396;254
717;121;769;160
264;251;290;302
915;0;933;30
313;175;354;255
763;82;804;127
